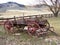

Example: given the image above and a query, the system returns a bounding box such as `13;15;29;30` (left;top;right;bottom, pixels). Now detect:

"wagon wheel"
35;20;50;37
4;20;14;34
27;22;40;36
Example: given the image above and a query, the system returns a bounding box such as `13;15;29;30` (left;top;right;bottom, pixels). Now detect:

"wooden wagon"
0;15;55;37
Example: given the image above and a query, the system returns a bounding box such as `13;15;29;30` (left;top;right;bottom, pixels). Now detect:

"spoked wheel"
36;20;50;37
4;20;14;34
27;22;40;36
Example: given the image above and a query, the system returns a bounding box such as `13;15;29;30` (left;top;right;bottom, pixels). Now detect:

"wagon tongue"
49;30;60;36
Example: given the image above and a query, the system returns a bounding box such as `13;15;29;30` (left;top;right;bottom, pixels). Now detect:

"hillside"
0;2;25;12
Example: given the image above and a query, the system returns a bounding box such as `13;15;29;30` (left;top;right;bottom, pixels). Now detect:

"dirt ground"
0;34;60;45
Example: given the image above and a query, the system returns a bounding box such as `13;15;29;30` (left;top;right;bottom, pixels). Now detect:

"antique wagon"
0;15;55;36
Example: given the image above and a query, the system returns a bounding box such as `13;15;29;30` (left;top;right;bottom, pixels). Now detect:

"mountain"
0;2;49;12
25;4;49;11
0;2;25;12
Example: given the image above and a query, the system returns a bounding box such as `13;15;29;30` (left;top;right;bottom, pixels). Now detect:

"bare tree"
42;0;60;17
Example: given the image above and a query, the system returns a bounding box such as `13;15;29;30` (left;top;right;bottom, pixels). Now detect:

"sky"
0;0;53;5
0;0;40;5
